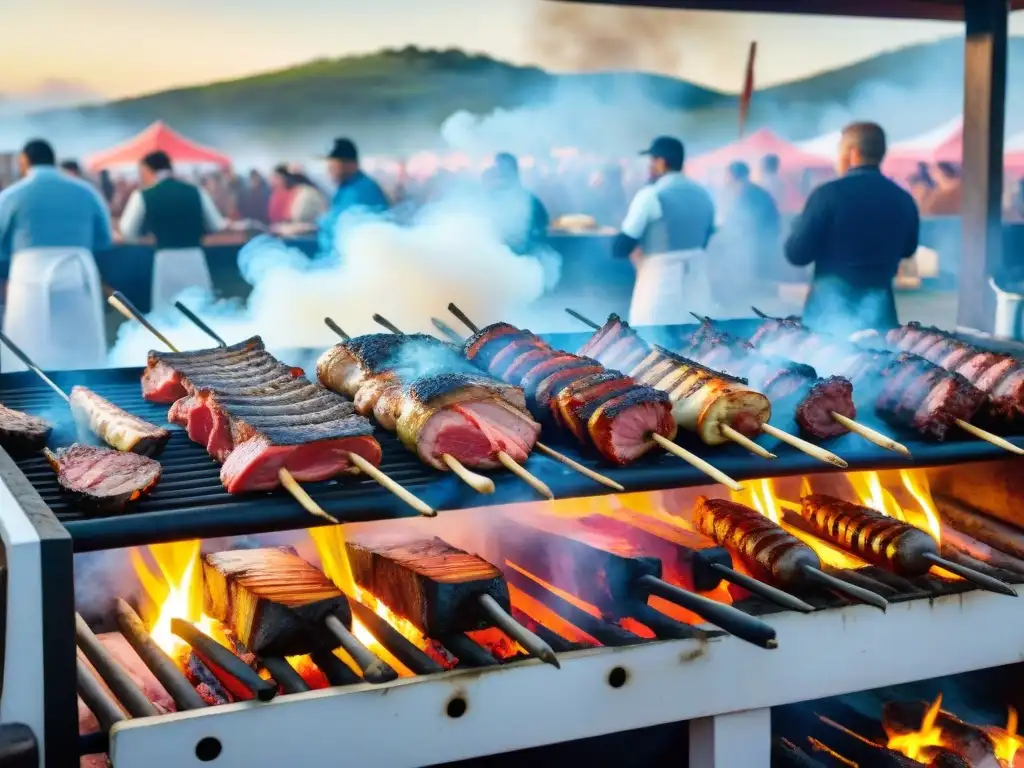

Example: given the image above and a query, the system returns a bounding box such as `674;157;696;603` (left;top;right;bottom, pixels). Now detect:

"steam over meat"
749;316;889;383
46;444;161;512
683;318;855;440
693;496;820;588
875;353;986;441
316;334;539;470
888;321;1024;428
800;494;940;576
148;337;380;493
202;547;352;656
0;404;52;455
345;533;509;636
580;314;771;445
69;386;170;456
463;321;676;464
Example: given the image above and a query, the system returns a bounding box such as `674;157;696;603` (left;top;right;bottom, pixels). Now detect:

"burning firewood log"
345;533;559;667
201;547;397;683
488;511;778;648
882;700;1003;767
935;494;1024;562
771;738;828;768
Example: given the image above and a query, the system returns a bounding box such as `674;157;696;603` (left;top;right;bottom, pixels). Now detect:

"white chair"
1;247;106;372
151;247;213;312
991;276;1024;341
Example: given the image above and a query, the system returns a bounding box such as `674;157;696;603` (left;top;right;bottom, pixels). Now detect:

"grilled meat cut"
45;444;161;512
345;533;510;636
577;314;770;445
875;353;987;440
0;404;53;455
317;334;540;470
69;386;170;456
888;321;1024;428
145;337;380;493
800;494;942;577
683;318;856;440
749;315;889;383
693;496;821;589
202;547;351;656
462;322;676;464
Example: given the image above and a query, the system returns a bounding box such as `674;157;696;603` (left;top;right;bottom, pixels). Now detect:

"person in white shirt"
613;136;717;325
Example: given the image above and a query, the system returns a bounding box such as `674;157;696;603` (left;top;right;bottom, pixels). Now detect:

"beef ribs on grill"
0;404;53;455
149;338;380;492
317;334;539;471
70;386;170;457
345;533;510;636
45;444;161;512
202;547;351;657
142;336;266;403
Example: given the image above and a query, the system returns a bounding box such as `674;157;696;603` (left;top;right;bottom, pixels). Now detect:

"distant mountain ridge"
12;38;1024;158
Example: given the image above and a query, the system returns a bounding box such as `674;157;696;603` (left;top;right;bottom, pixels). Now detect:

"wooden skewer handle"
447;303;480;333
650;433;743;491
371;314;403;334
534;442;625;492
347;452;436;516
442;454;495;494
829;413;910;456
108;292;180;352
278;469;340;524
324;317;350;341
497;451;554;499
564;308;601;329
720;425;777;460
760;423;848;468
954;419;1024;455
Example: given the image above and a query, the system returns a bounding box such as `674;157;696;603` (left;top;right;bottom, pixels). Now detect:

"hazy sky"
5;0;1023;100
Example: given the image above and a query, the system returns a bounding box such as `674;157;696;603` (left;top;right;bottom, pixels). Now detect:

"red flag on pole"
738;41;757;138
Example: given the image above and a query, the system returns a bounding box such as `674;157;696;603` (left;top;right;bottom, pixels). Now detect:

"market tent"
884;116;963;176
796;130;842;160
687;127;834;177
86;121;231;171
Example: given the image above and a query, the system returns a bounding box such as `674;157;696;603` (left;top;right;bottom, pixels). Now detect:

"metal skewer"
170;618;279;700
174;301;227;348
75;613;160;717
108;291;180;352
76;660;127;732
430;317;622;493
475;593;561;668
705;562;816;613
0;331;70;402
919;552;1017;596
798;565;889;611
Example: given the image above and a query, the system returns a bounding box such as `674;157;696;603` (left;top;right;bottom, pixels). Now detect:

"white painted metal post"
689;708;771;768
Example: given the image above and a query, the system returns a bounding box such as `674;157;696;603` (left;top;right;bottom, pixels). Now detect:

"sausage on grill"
799;494;939;577
693;496;820;588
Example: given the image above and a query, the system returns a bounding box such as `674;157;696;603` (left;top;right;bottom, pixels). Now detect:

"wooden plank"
345;534;510;637
202;547;351;656
958;0;1009;333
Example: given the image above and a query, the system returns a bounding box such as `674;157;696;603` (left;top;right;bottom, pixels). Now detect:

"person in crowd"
268;165;296;225
920;161;962;216
319;137;389;257
97;169;116;207
613;135;716;324
0;139;113;370
238;169;271;224
758;153;800;213
483;152;550;255
906;163;935;209
715;160;781;294
59;159;85;179
288;171;328;225
785;122;919;336
119;150;225;310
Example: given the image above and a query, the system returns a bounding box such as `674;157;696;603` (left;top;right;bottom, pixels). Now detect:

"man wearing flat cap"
318;137;389;258
613;136;716;325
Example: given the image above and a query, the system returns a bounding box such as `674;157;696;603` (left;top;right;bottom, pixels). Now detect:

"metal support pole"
689;707;771;768
957;0;1009;333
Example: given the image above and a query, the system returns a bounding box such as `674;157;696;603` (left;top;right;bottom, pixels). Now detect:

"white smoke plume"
108;191;551;364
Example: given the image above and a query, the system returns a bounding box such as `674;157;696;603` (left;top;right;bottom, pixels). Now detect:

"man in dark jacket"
785;122;919;337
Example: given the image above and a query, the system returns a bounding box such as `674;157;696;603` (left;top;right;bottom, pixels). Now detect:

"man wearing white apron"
614;136;716;327
120;151;226;311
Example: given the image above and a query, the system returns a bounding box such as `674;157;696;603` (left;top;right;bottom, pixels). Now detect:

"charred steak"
0;404;53;455
45;444;161;512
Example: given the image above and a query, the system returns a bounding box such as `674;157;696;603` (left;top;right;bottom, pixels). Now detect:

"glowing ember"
886;693;944;760
507;584;598;647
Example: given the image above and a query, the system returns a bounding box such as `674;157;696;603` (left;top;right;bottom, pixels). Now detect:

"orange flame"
886;693;944;760
987;706;1022;765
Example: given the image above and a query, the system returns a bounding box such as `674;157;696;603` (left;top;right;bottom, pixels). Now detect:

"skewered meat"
800;494;941;576
875;353;987;440
749;316;889;382
146;338;380;493
0;403;52;455
202;547;351;656
317;334;540;470
463;322;676;464
693;496;821;588
888;321;1024;427
45;444;161;512
69;386;170;456
345;533;510;636
578;314;770;445
683;319;856;440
